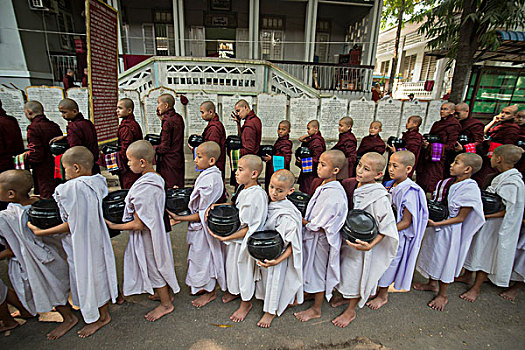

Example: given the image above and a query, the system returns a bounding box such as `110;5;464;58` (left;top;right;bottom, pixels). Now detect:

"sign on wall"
257;94;288;139
376;97;403;138
0;86;28;137
349;97;376;139
186;93;219;135
289;96;319;139
25;86;66;131
66;87;90;117
320;96;349;140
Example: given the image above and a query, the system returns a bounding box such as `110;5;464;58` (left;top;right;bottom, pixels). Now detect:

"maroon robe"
517;124;525;178
474;119;521;188
25;115;62;198
62;75;75;90
357;134;386;156
156;108;185;188
117;113;143;189
0;109;24;173
264;135;293;190
332;130;357;178
66;113;101;174
239;110;262;157
402;128;423;178
415;115;460;193
298;132;326;195
459;116;484;147
203;114;226;178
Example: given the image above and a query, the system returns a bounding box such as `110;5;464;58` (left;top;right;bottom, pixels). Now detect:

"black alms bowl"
101;144;120;154
226;135;242;151
258;145;275;157
102;190;129;224
247;230;285;261
295;146;313;159
188;134;204;148
481;190;505;215
166;187;193;215
50;139;70;156
145;134;161;146
387;136;406;148
28;199;62;229
427;200;449;222
423;134;442;144
341;209;378;243
207;205;240;237
458;134;470;146
287;191;311;216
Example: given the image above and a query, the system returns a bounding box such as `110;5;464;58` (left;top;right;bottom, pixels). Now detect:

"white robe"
378;179;428;291
302;181;347;301
0;203;69;315
255;199;303;316
54;174;118;323
511;226;525;282
464;169;525;287
337;183;398;308
122;172;180;296
186;166;225;294
225;185;267;300
417;179;485;284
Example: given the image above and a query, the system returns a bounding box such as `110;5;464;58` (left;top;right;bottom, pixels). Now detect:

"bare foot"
366;295;388;310
428;295;448;311
330;296;349;308
191;291;216;308
230;302;252;322
10;310;37;319
500;286;519;302
116;293;125;305
460;288;480;303
332;309;356;328
144;303;174;322
294;307;321;322
454;274;472;284
0;320;20;333
77;316;111;338
413;282;439;292
222;292;238;304
47;314;78;340
257;312;276;328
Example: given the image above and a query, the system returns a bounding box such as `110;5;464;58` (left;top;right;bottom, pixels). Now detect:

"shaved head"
0;169;33;195
504;105;519;115
24;101;44;114
200;101;216;112
119;98;134;111
362;152;386;172
127;140;155;163
198;141;221;160
493;144;523;166
340;117;353;128
239;154;263;175
159;94;175;108
235;99;250;109
371;121;382;128
457;153;482;174
59;98;79;111
443;102;455;110
456;103;469;112
271;169;295;188
67;69;74;74
322;150;346;171
308;120;319;129
391;150;415;167
62;146;94;169
279;120;290;129
408;115;422;126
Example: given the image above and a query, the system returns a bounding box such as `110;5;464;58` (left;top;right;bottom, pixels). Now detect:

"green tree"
418;0;525;103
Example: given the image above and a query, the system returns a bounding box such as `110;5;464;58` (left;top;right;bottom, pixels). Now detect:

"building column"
249;0;260;59
432;58;447;99
109;0;125;73
172;0;185;56
365;0;382;66
303;0;318;62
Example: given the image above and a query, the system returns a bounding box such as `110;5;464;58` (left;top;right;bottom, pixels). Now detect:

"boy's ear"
7;189;16;199
287;187;295;196
374;171;384;180
332;167;340;175
406;165;413;174
209;156;216;165
73;163;80;172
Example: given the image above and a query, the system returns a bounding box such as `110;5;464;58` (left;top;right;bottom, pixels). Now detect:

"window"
420;54;437;81
380;60;390;76
142;23;176;56
401;54;417;81
121;24;130;54
260;16;284;60
315;20;331;63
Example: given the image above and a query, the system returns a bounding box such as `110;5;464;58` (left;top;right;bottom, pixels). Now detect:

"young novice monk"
199;101;226;179
332;117;357;178
459;145;525;302
415;153;485;311
255;169;303;328
0;170;73;339
263;120;293;191
332;152;398;327
357;121;386;157
106;140;179;321
28;146;118;337
207;154;267;322
169;141;225;308
295;150;348;322
116;98;143;189
367;151;428;310
298;120;326;194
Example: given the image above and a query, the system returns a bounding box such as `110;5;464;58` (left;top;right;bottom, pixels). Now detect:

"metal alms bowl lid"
341;209;378;243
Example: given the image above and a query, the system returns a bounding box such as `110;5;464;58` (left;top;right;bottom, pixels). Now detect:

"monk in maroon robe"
357;121;386;156
200;101;226;179
474;105;520;188
415;102;460;193
332;117;357;178
454;103;484;150
62;69;76;90
116;98;143;189
231;99;261;186
0;100;24;173
401;116;423;178
298;120;326;195
264;120;293;190
23;101;62;198
155;94;185;188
